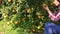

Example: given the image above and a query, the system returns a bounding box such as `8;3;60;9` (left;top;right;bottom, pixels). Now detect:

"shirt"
48;11;60;21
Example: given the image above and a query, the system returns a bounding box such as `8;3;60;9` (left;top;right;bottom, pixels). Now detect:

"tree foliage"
0;0;56;34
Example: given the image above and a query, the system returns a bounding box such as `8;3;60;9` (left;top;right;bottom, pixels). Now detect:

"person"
42;0;60;34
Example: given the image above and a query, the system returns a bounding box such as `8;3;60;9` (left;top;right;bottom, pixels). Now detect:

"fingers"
42;3;49;11
42;3;47;7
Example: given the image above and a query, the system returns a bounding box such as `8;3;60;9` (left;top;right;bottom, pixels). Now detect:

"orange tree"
0;0;56;34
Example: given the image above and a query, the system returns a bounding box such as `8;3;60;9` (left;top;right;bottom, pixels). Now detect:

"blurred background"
0;0;56;34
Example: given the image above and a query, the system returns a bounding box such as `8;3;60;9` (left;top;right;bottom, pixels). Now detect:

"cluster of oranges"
36;12;43;19
7;20;20;26
7;21;13;26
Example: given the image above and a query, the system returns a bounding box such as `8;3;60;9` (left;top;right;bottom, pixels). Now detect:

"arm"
56;12;60;17
46;9;56;18
42;6;56;18
46;9;53;15
42;6;59;21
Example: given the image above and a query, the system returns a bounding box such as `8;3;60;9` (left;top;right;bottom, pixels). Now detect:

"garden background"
0;0;56;34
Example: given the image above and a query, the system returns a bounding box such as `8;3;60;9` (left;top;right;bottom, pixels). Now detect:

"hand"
42;4;49;11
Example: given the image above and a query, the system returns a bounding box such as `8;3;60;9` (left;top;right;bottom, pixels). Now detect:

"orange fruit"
37;26;41;29
7;22;10;25
28;29;30;32
42;3;47;7
32;30;36;33
15;21;20;25
8;0;12;2
37;15;42;19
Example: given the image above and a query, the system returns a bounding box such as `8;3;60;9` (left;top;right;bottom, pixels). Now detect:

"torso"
48;3;60;25
48;11;60;22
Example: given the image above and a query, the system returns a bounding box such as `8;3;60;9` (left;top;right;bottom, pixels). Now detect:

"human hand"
42;4;49;11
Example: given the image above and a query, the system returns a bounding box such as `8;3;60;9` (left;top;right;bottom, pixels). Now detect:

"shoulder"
57;11;60;15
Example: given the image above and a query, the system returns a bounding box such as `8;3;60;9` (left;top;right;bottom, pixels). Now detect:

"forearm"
46;9;52;15
42;6;56;18
46;9;56;18
56;13;60;18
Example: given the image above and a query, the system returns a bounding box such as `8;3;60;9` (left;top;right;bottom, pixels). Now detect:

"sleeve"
48;13;55;19
48;13;58;21
56;12;60;18
50;17;59;21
